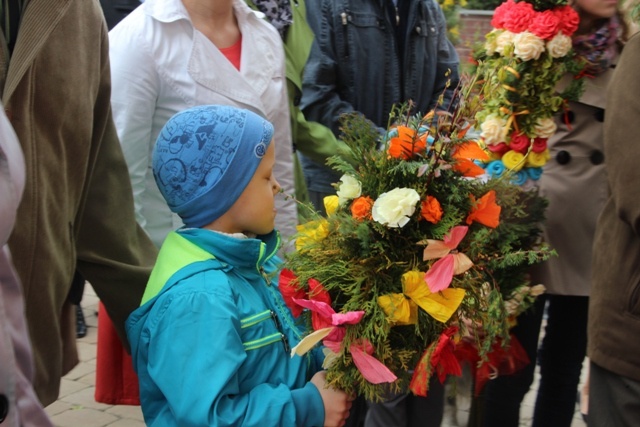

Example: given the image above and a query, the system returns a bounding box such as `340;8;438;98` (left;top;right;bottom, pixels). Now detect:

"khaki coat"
530;62;617;296
1;0;157;405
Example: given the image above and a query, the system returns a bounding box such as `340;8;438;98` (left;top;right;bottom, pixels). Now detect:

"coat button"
556;150;571;165
0;394;8;423
594;108;605;122
590;150;604;165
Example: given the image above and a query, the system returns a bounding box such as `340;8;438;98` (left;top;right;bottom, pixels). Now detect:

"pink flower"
529;10;561;40
491;0;512;29
503;1;536;34
531;137;548;153
555;5;580;36
508;132;531;154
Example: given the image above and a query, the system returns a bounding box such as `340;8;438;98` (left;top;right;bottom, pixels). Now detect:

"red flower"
555;5;580;36
529;9;561;40
531;137;548;153
491;0;512;29
279;269;331;325
487;142;510;156
508;132;531;154
503;1;536;34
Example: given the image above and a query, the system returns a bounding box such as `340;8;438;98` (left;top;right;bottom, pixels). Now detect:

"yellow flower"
526;149;551;168
295;219;329;252
502;150;526;172
323;195;339;216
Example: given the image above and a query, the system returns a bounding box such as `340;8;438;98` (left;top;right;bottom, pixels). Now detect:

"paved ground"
45;285;588;427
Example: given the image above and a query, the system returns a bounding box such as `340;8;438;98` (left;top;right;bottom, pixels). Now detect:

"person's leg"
365;391;408;427
482;295;546;427
407;377;445;427
532;295;588;427
590;361;640;427
307;190;329;216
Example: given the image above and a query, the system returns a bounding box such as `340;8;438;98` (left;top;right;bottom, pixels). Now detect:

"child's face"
214;140;281;235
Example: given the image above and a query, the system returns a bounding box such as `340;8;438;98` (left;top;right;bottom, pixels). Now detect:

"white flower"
534;117;557;138
372;188;420;228
513;31;545;61
495;30;515;56
480;114;508;146
546;33;572;58
484;29;502;55
336;174;362;205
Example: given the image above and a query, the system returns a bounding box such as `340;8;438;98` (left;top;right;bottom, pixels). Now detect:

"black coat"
100;0;140;30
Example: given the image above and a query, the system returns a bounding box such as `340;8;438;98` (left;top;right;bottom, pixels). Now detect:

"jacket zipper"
341;10;350;58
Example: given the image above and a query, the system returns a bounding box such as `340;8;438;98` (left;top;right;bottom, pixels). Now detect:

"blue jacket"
126;228;325;426
300;0;460;193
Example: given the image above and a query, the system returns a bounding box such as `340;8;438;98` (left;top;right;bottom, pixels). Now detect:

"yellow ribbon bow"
378;271;466;325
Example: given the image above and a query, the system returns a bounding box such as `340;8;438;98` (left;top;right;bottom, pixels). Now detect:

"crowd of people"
0;0;639;426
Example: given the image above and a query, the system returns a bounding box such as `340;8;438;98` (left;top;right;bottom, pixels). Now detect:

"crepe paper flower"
289;299;397;384
372;188;420;228
388;125;427;160
480;115;508;146
502;150;526;172
410;326;462;396
279;269;331;323
525;149;551;168
295;219;329;252
323;195;339;216
485;160;506;178
531;137;548;153
452;142;489;177
466;190;501;229
486;142;510;155
510;170;529;186
454;335;529;396
351;196;374;221
377;271;466;325
420;196;443;224
527;167;543;181
336;174;362;205
423;226;473;292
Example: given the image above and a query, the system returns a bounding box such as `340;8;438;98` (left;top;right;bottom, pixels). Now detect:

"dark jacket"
99;0;140;30
300;0;459;193
588;32;640;382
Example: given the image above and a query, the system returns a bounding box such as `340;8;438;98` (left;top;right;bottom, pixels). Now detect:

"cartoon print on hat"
153;105;274;228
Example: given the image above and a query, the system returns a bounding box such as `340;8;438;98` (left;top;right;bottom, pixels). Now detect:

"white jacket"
109;0;297;248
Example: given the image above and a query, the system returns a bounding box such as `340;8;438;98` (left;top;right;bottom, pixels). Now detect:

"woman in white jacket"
108;0;297;248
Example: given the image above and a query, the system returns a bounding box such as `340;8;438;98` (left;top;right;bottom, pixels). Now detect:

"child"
126;105;351;426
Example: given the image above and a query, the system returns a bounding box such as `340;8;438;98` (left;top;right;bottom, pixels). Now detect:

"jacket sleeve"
108;22;160;232
146;273;325;427
429;0;460;112
603;34;640;235
300;0;358;137
75;22;158;350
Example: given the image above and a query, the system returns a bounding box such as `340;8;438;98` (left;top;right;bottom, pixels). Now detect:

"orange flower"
466;190;501;228
420;196;443;224
388;126;427;160
452;142;489;177
351;196;374;221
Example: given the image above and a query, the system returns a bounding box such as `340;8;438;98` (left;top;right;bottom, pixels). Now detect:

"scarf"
253;0;292;40
572;15;620;76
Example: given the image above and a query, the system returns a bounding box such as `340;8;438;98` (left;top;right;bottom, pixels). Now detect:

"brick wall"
456;9;494;67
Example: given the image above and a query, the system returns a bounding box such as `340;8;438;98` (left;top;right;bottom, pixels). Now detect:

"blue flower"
527;167;543;181
486;160;506;178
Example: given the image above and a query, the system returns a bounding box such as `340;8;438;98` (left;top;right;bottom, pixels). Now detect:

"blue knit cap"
152;105;274;228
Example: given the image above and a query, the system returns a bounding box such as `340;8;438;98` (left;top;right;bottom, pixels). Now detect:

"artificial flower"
531;137;548;153
423;226;473;292
466;190;501;229
513;31;545;61
525;149;551;168
555;5;580;36
295;219;329;251
502;150;526;171
372;188;420;228
508;132;531;154
420;196;443;224
546;32;573;58
324;195;339;216
410;326;462;396
485;160;506;178
480;115;508;146
495;30;515;55
511;170;529;186
529;9;561;40
279;269;332;326
351;196;374;221
527;167;543;181
452;141;489;177
388;126;427;160
486;142;510;155
534;117;557;139
502;0;535;33
336;174;362;205
378;271;466;324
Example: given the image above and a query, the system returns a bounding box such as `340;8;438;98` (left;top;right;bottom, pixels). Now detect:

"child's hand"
310;371;353;427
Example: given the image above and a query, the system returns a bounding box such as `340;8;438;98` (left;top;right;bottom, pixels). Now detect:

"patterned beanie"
152;105;274;228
